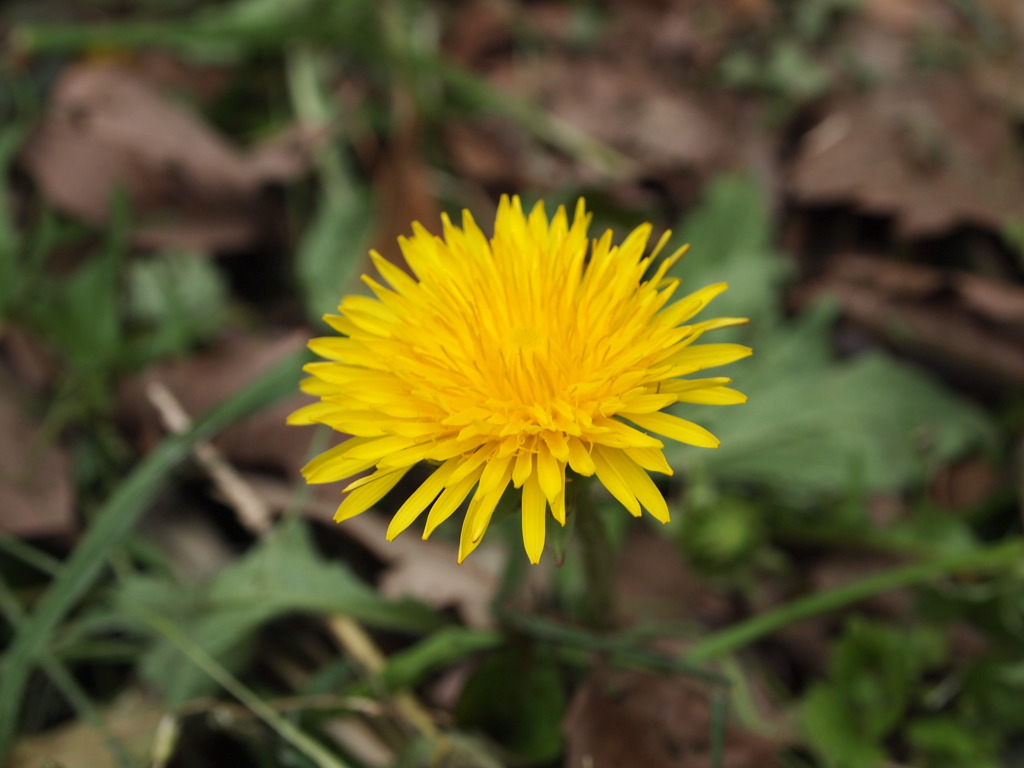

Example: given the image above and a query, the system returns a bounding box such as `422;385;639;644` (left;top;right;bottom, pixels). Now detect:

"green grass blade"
684;538;1024;665
136;606;351;768
0;579;134;767
0;349;306;755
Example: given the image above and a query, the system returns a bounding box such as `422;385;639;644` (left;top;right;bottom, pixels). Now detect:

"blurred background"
2;1;1024;766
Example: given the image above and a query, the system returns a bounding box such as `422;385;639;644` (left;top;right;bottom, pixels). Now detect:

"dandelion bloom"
289;197;750;563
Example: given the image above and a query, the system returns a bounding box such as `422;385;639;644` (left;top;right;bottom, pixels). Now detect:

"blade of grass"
710;689;726;768
437;62;632;178
684;538;1024;665
0;533;61;575
0;579;134;767
134;605;351;768
500;611;728;687
0;350;306;755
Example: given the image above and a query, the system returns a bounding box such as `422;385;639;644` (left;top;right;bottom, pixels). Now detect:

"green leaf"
0;350;303;755
665;175;995;499
381;627;501;691
907;716;998;768
674;173;787;334
676;333;995;499
120;519;443;704
126;248;228;363
802;685;886;768
296;192;373;321
802;617;946;768
456;642;566;763
287;46;374;321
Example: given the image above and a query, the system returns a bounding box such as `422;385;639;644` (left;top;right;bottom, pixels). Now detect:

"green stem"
684;539;1024;665
574;488;617;629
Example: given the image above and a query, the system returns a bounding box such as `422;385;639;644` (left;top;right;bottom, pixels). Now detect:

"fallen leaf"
615;526;735;629
796;254;1024;384
1;327;60;396
929;458;1003;509
858;0;956;35
517;57;732;175
564;667;781;768
0;366;75;538
20;63;279;251
444;120;528;192
118;331;319;480
789;76;1024;237
9;688;165;768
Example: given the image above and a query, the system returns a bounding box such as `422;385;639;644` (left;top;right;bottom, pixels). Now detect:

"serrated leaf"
673;173;788;335
120;519;443;704
665;176;995;499
672;329;995;499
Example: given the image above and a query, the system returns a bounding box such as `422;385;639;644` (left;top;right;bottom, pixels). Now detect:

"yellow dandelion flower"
289;196;751;564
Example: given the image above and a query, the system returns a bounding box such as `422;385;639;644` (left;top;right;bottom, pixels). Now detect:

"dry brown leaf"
444;120;528;192
518;57;731;175
20;63;279;251
790;76;1024;237
9;688;166;768
0;367;75;538
796;254;1024;384
858;0;956;35
615;526;734;629
119;331;319;480
1;328;61;396
564;667;781;768
929;457;1003;509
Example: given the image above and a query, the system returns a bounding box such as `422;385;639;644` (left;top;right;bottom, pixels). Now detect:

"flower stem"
684;538;1024;665
575;486;617;629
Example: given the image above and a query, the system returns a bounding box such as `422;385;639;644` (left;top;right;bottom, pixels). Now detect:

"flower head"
289;196;750;563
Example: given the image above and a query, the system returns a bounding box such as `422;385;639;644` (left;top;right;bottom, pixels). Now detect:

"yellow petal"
595;446;670;523
423;465;483;538
386;459;459;540
674;386;748;405
625;411;721;449
478;453;514;497
334;467;410;522
623;446;674;475
536;448;564;504
512;451;534;489
300;436;375;483
591;447;641;517
667;343;753;372
457;477;511;563
287;401;349;427
566;437;596;476
521;473;547;564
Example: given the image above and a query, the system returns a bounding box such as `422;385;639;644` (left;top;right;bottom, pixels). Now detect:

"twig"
146;383;443;746
326;616;440;740
145;381;273;535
